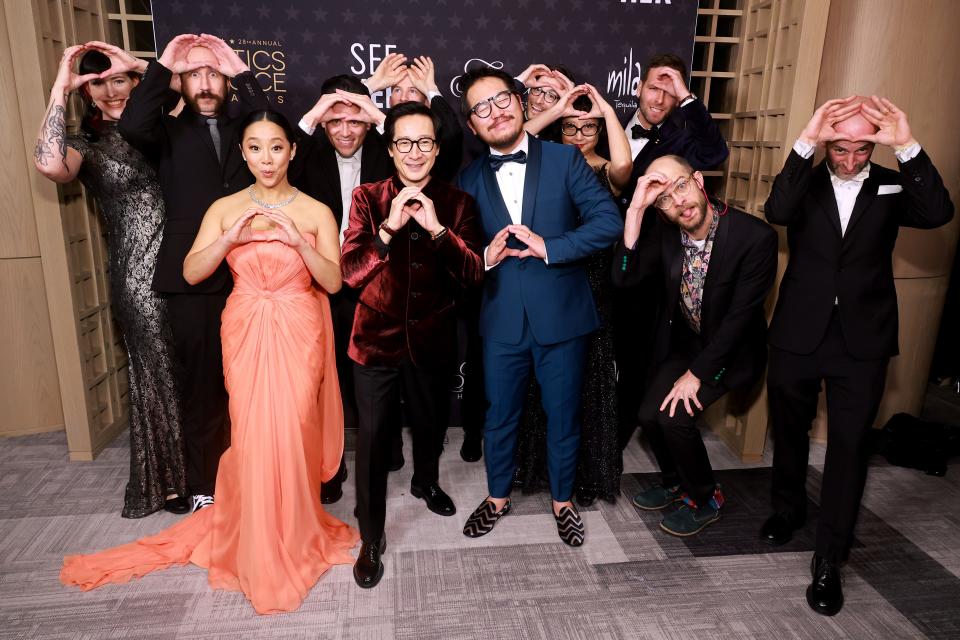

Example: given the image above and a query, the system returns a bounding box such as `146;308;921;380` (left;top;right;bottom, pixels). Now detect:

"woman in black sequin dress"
34;44;185;518
515;85;634;505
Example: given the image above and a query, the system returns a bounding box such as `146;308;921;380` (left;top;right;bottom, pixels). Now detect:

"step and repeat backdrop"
151;0;698;421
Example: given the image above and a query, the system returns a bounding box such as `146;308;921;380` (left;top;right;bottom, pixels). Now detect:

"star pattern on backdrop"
151;0;697;122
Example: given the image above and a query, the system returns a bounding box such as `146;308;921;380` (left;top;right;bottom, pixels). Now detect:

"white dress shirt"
336;148;363;245
485;134;537;270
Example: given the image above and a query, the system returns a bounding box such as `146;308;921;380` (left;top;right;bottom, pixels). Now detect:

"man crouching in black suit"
761;96;954;616
612;155;777;537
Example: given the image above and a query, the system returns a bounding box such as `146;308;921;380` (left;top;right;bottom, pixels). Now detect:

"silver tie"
206;118;222;164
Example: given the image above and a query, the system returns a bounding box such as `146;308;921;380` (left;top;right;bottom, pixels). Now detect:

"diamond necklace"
248;186;299;209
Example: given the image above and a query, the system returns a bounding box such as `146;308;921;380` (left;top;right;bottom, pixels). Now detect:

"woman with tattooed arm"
34;43;187;519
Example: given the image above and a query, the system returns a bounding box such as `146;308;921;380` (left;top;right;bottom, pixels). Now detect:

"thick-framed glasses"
392;137;436;153
560;122;600;137
528;86;560;104
655;175;694;212
469;90;516;118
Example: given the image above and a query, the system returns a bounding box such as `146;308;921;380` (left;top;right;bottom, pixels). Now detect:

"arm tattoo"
35;104;68;169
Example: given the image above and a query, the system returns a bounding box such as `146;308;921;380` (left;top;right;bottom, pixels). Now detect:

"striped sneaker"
191;494;214;512
554;506;585;547
462;499;511;538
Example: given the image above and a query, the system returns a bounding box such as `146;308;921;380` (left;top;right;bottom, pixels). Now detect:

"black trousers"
165;292;229;497
768;311;889;562
637;346;728;507
613;281;660;449
354;360;448;543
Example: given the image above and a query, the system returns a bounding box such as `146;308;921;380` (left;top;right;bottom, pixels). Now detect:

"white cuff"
298;118;316;136
895;142;921;163
793;138;816;159
427;89;442;101
483;245;499;271
680;96;696;107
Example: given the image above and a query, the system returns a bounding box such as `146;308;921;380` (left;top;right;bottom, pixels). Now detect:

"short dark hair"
320;74;370;97
78;49;141;141
641;53;688;85
459;67;515;116
239;109;297;144
384;101;441;145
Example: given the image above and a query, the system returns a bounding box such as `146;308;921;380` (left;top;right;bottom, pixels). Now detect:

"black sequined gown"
68;122;185;518
513;163;622;504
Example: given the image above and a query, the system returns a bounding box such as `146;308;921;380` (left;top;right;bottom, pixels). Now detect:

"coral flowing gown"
61;236;359;615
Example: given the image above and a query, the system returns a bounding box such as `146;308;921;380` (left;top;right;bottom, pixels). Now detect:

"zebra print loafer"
555;506;585;547
462;499;511;538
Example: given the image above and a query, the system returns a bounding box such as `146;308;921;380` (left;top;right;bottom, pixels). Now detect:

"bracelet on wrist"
430;226;448;241
379;220;399;237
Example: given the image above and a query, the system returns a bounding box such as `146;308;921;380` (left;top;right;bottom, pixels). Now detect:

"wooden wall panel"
0;2;40;259
0;259;63;435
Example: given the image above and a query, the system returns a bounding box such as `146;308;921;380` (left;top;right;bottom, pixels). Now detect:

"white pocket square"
878;184;903;195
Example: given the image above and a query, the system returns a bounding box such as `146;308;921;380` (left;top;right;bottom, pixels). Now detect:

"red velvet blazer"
341;175;484;370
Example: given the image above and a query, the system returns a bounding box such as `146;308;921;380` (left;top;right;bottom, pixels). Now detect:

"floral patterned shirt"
679;204;722;334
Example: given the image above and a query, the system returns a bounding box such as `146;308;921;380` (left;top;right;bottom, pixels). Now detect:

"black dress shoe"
321;462;349;505
806;554;844;616
463;499;511;537
411;483;456;516
353;535;387;589
760;513;801;546
460;435;482;462
163;496;191;515
555;506;585;547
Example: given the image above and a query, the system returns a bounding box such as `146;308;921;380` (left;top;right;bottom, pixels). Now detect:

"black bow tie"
631;124;659;141
489;150;528;171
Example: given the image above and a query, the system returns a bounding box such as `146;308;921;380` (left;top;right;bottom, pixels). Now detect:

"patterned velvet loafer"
462;499;511;538
554;506;585;547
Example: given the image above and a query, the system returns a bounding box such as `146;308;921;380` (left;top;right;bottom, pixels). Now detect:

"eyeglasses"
528;86;560;104
469;90;516;118
560;122;600;137
654;175;694;212
392;137;436;153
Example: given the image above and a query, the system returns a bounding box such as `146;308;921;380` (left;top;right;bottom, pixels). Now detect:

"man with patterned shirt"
611;154;777;536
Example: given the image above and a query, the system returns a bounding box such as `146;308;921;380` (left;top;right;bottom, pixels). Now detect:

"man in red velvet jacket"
341;102;484;589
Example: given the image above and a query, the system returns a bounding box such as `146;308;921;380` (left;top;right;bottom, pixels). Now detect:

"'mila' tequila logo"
607;48;643;98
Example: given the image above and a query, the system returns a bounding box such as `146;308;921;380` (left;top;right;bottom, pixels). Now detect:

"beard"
479;114;524;149
184;90;225;115
826;157;868;179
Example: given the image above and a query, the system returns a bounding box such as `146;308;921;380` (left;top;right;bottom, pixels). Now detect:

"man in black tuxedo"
118;34;268;513
292;75;394;502
614;53;730;450
362;52;464;183
760;96;954;616
612;154;777;537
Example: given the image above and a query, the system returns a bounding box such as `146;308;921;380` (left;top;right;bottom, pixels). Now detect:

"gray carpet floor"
2;409;959;639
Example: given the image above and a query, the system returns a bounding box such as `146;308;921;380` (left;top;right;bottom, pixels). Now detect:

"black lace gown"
513;163;622;504
68;122;185;518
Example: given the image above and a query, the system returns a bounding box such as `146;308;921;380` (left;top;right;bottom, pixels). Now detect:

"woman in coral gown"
61;110;359;615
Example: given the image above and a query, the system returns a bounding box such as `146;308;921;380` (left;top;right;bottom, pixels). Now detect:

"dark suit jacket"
612;205;778;389
118;61;268;294
291;130;394;230
341;176;484;370
425;94;464;182
618;99;729;210
765;149;954;359
457;135;623;346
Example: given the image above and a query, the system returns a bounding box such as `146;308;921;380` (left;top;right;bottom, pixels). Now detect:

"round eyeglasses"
654;175;694;212
560;122;600;137
392;137;436;153
528;86;560;104
469;90;516;118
